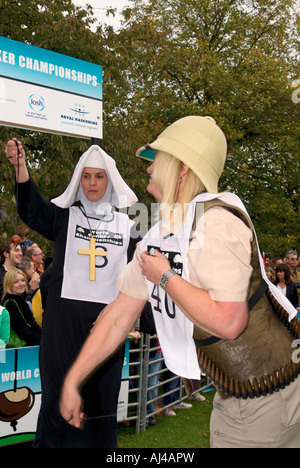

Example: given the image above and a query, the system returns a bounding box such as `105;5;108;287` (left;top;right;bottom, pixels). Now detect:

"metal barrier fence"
125;333;212;434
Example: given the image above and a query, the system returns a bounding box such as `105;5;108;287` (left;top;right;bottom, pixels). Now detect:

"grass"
117;389;215;449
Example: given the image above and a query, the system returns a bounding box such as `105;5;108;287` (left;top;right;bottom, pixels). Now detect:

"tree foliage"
0;0;299;257
102;0;300;256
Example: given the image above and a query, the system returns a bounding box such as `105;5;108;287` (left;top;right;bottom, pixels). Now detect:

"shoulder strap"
194;282;268;347
3;298;26;322
193;200;267;348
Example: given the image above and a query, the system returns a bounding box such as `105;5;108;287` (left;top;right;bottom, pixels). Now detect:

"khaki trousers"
210;377;300;448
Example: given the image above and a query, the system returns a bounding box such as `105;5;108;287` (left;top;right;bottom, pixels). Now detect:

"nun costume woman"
15;145;139;448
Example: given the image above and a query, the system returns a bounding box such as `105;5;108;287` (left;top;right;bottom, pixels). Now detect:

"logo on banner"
26;93;47;123
61;102;99;127
69;103;90;115
29;94;45;112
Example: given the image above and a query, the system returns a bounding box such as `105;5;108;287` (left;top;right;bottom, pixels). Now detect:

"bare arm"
5;139;29;182
139;250;249;340
163;275;248;340
59;293;146;428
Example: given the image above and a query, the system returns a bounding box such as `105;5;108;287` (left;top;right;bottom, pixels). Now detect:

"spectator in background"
16;224;35;255
2;268;41;347
284;250;300;280
163;369;192;417
18;256;43;328
18;256;40;297
265;265;276;282
0;236;23;299
274;263;299;311
139;302;163;427
24;245;45;275
284;250;300;304
0;305;10;349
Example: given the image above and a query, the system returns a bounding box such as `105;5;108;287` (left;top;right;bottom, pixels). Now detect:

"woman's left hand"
139;250;171;285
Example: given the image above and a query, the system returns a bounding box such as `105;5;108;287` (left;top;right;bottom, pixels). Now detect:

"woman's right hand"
29;272;40;291
5;139;26;167
60;378;86;430
5;139;29;182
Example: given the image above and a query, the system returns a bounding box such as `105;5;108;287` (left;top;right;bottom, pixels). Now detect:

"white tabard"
140;218;202;380
62;206;134;304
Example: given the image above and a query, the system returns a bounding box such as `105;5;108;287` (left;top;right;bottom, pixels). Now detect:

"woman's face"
12;274;27;295
276;270;285;281
146;162;162;201
80;167;109;202
266;270;273;281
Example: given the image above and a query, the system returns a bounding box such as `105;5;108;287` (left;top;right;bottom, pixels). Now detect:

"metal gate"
126;333;212;433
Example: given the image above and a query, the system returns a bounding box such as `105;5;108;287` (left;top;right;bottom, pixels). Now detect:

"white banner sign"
0;36;103;139
0;77;102;139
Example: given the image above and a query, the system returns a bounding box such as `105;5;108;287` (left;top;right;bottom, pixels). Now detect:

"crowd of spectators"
1;229;299;348
0;225;52;348
264;251;300;314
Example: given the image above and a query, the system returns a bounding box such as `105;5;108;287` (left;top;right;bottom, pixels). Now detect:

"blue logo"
29;94;45;112
69;104;90;115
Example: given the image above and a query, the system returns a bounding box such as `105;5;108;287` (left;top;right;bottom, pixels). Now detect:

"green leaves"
108;0;300;255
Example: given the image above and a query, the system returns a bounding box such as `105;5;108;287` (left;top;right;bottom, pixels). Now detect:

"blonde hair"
265;266;276;282
2;268;28;300
152;151;206;224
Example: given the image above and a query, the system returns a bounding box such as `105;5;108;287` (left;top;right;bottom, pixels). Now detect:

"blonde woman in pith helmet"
137;116;227;230
60;116;300;449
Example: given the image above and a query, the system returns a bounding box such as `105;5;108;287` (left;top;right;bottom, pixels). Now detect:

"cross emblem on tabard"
78;236;107;281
